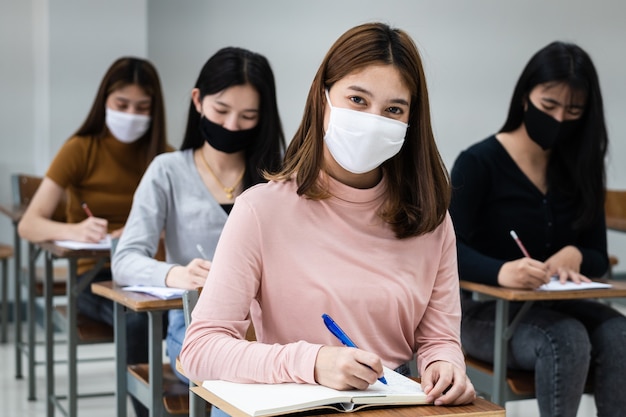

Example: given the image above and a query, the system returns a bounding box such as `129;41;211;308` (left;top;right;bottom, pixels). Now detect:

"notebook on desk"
54;235;111;250
538;277;611;291
122;285;186;300
201;366;428;417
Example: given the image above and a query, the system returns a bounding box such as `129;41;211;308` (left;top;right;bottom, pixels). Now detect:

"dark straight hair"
74;56;168;171
500;41;608;230
181;47;285;188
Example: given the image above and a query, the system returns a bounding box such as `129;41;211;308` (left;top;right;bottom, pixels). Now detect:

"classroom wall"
0;0;148;300
1;0;625;300
148;0;626;271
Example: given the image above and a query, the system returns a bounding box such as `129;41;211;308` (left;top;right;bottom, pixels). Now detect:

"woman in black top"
450;41;626;417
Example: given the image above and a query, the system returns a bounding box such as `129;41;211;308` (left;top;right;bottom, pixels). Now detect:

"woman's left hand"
544;245;590;284
421;361;476;405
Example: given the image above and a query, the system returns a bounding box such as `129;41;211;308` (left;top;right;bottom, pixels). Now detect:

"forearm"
18;212;75;243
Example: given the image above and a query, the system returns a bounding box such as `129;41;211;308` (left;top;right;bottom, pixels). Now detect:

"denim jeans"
77;268;168;417
166;309;188;383
461;294;626;417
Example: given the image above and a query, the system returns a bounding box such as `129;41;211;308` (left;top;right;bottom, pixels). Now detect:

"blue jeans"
461;294;626;417
166;309;188;383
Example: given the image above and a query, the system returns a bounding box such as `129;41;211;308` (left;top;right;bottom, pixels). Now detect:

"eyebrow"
347;85;410;106
541;97;585;110
114;97;152;105
214;99;259;113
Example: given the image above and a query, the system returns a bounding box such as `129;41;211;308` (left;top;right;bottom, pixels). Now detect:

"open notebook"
122;285;185;300
201;367;428;417
54;235;112;250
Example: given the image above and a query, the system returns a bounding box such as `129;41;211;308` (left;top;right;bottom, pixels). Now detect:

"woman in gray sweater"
112;47;285;388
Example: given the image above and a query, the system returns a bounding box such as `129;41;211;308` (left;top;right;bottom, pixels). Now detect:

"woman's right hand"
73;216;108;242
498;257;550;289
165;258;211;289
313;346;384;390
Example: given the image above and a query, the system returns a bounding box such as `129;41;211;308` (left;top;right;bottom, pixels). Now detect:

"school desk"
188;377;505;417
91;280;185;417
459;279;626;405
38;241;112;417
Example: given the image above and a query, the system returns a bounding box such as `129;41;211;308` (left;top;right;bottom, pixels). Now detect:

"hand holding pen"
164;244;211;289
74;201;108;242
320;313;387;388
499;230;550;289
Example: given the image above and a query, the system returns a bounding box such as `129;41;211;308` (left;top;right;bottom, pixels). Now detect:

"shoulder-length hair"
500;41;608;230
267;22;449;239
181;47;285;188
74;56;168;171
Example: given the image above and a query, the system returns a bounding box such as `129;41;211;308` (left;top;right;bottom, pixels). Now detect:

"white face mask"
105;108;151;143
323;90;407;174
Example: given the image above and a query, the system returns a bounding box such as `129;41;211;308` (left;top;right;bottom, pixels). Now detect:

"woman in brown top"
18;56;170;417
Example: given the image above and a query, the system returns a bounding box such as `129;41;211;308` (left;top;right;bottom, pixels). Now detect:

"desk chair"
180;288;257;417
12;173;69;400
461;281;602;407
0;243;14;343
606;189;626;279
12;173;115;403
126;285;209;416
182;289;206;417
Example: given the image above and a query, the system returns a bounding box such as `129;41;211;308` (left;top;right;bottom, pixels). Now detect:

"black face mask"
523;100;580;150
199;116;258;153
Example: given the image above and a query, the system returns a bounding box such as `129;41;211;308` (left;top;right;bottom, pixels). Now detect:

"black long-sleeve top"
449;135;608;286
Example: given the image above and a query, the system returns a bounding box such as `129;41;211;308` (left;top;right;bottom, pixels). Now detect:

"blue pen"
322;313;388;385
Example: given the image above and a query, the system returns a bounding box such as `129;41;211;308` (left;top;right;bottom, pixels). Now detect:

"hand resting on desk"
421;360;476;406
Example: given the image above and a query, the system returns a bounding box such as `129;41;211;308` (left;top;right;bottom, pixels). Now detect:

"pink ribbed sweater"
180;174;464;384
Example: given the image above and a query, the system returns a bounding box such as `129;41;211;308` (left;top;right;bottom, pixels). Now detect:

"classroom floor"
0;308;620;417
0;321;134;416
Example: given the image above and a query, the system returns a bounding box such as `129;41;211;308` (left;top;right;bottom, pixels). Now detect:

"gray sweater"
112;149;228;286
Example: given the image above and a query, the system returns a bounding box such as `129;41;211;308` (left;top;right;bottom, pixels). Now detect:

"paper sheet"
122;285;186;300
538;278;611;291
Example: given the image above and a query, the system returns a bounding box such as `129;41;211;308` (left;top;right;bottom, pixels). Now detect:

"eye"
349;96;366;105
242;114;258;121
567;108;583;117
386;106;403;115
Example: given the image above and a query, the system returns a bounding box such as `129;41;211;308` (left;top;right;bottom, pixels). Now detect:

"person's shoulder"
150;148;189;167
58;134;96;151
50;135;98;163
462;135;499;156
239;179;296;204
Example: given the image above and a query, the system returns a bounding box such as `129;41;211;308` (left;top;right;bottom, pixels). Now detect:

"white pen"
196;244;209;260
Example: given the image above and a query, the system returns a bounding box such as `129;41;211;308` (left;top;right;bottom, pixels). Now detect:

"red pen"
81;202;94;217
509;230;531;258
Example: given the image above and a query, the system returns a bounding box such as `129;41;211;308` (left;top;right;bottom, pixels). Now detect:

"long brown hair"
74;57;168;171
267;22;450;238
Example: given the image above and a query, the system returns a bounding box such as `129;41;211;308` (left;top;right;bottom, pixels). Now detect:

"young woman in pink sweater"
181;22;475;406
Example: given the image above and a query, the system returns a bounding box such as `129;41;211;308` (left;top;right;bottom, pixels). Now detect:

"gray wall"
148;0;626;273
0;0;148;299
1;0;625;296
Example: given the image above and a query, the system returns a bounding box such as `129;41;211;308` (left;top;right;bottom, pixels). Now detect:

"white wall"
0;0;148;299
147;0;626;272
1;0;625;292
